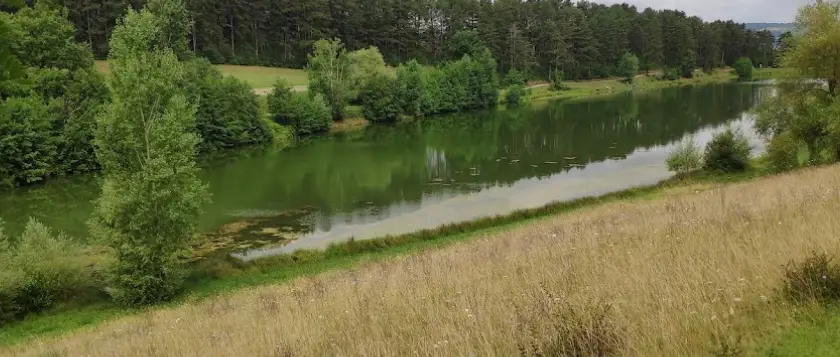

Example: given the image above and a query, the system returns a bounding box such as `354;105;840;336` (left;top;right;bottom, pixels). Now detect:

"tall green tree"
91;0;208;306
784;0;840;96
307;38;352;120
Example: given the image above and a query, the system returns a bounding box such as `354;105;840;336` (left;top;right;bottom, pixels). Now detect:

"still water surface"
0;83;771;259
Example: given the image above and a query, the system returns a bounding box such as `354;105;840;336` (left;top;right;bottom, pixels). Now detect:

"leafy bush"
183;58;271;153
782;252;840;304
0;96;57;187
348;46;388;101
0;219;90;323
419;52;499;115
617;52;639;83
765;131;800;173
703;129;751;173
550;72;568;91
666;137;703;175
504;68;527;86
661;67;681;81
361;73;402;122
396;60;422;117
733;57;754;81
268;79;331;135
505;84;526;108
5;2;94;71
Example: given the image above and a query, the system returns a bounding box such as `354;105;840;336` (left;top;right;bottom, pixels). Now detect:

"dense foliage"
733;57;754;80
44;0;774;80
267;80;331;135
420;49;499;115
0;3;109;187
91;0;209;306
184;58;271;153
361;73;402;122
505;85;526;108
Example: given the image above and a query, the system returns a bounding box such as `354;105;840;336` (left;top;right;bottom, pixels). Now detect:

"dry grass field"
7;165;840;357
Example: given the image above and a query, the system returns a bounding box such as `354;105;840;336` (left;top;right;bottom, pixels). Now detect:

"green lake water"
0;83;771;259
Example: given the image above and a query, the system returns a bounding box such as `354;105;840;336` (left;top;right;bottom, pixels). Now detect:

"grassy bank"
528;68;786;103
0;162;770;348
6;162;840;356
94;60;308;88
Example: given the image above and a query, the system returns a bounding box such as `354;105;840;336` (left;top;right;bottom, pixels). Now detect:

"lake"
0;83;771;260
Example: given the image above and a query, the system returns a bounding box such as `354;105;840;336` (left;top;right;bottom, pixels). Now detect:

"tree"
91;0;208;306
3;2;93;71
361;73;401;122
733;57;753;80
396;59;422;117
617;52;639;82
307;38;352;120
448;29;487;60
347;46;389;100
783;0;840;96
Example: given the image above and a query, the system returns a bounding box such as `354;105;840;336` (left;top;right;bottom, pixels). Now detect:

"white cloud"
595;0;811;23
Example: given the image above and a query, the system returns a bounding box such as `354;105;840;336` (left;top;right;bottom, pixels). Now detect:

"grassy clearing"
94;60;308;88
7;163;840;356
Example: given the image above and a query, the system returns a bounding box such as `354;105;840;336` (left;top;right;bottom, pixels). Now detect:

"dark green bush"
504;68;527;86
268;82;331;136
0;96;57;187
0;219;90;324
361;73;402;122
661;67;682;81
419;52;498;116
505;84;526;108
703;129;751;173
733;57;754;81
185;59;271;153
550;72;568;91
396;60;423;117
782;252;840;304
765;131;800;173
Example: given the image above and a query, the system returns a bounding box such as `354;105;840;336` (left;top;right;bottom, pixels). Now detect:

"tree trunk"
829;79;837;97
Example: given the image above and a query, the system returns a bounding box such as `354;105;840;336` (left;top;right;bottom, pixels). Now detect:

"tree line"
41;0;778;79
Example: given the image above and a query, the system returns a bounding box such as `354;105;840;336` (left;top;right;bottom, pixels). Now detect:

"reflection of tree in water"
0;84;771;238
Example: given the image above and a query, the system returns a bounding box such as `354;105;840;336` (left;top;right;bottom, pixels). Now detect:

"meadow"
94;60;309;89
7;163;840;357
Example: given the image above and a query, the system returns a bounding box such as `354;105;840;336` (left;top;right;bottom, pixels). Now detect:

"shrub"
0;219;90;323
419;53;498;115
348;46;388;101
361;73;402;122
703;129;751;173
396;60;422;117
666;137;703;175
733;57;754;81
617;52;639;83
661;67;681;81
550;72;568;91
0;96;57;187
765;131;800;173
782;252;840;304
268;79;329;135
504;68;527;86
505;84;526;108
185;58;271;153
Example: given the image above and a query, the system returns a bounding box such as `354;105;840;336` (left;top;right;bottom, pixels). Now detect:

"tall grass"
7;165;840;356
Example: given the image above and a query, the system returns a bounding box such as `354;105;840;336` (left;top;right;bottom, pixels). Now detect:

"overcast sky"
596;0;811;23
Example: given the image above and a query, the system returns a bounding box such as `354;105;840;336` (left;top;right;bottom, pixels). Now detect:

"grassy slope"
8;164;840;356
752;307;840;357
0;166;764;347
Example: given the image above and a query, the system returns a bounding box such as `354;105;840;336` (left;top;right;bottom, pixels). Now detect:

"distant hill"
744;23;794;37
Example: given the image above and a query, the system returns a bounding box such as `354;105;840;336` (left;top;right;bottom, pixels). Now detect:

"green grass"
0;165;769;347
751;307;840;357
94;60;308;88
752;67;795;80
